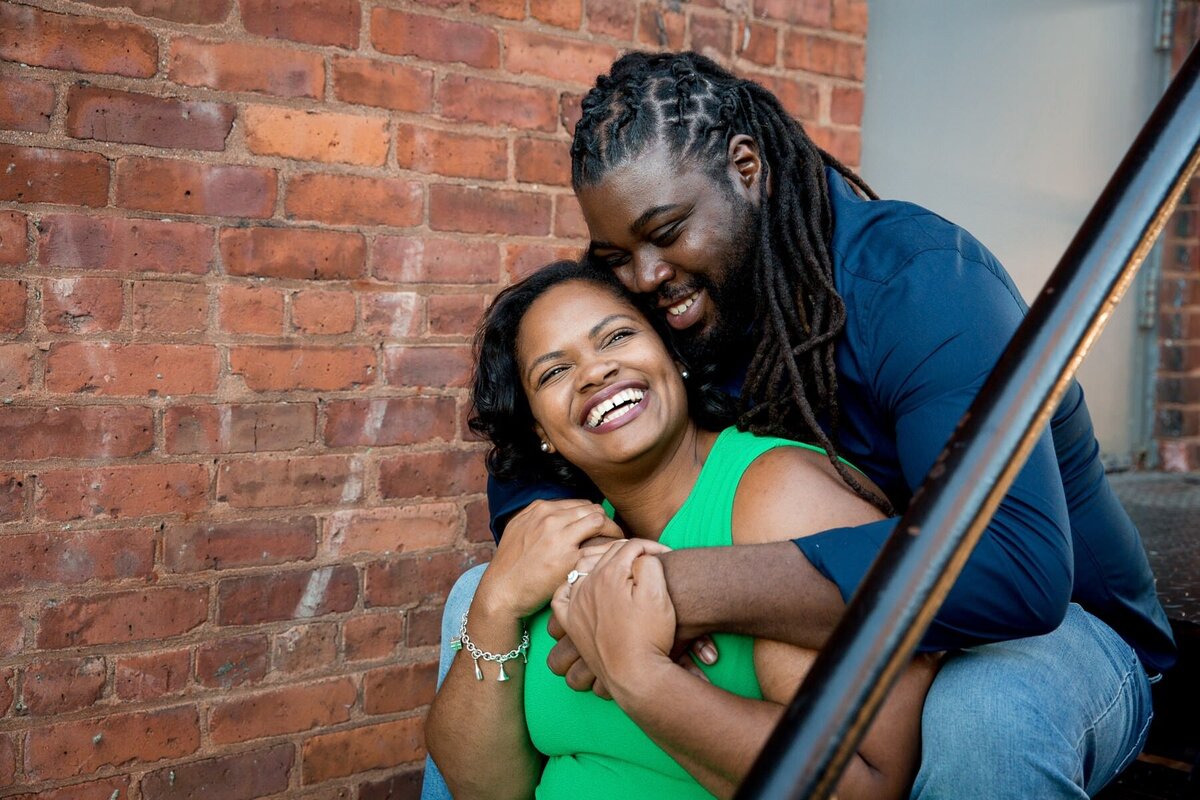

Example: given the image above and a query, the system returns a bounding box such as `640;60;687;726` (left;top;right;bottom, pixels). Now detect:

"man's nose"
630;250;674;295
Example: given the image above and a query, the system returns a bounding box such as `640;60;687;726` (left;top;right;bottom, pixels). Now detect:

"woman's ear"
728;134;767;203
533;423;554;454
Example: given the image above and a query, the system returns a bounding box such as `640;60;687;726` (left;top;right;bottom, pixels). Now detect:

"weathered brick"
244;105;389;166
285;173;422;228
395;124;506;181
324;397;456;448
363;661;436;714
218;285;285;334
560;90;584;137
35;462;210;522
327;504;460;557
210;676;354;744
0;666;12;716
42;276;123;333
0;344;32;396
782;31;865;80
515;137;571;186
292;289;356;334
531;0;581;28
38;214;214;275
358;771;422;800
0;279;26;333
67;86;234;151
332;56;432;112
196;635;269;688
0;474;25;524
472;0;524;19
503;242;579;281
465;497;492;543
0;75;55;133
371;236;500;284
365;549;481;608
584;0;636;39
437;74;558;132
25;706;200;781
165;403;316;455
0;5;157;77
0;145;108;206
301;717;423;784
831;85;864;125
342;613;405;662
690;12;732;59
0;406;152;461
738;20;779;66
7;776;131;800
756;0;831;26
164;516;318;571
637;4;685;49
0;605;22;657
217;565;358;625
751;73;820;122
22;656;106;716
77;0;232;24
242;0;361;48
831;0;868;36
430;185;551;235
131;280;209;333
217;455;364;508
0;528;155;589
141;744;294;800
428;293;487;336
0;733;14;789
45;342;218;396
361;292;423;339
504;30;618;85
230;345;374;392
272;621;337;674
221;227;366;280
115;648;189;701
809;124;860;166
170;36;325;99
383;345;472;389
37;587;207;649
379;449;485;500
371;9;499;68
115;157;276;218
0;212;26;266
554;193;588;239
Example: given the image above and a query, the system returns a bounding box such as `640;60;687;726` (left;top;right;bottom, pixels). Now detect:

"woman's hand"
476;498;623;620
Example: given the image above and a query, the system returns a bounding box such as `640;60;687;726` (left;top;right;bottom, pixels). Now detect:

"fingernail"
699;644;718;665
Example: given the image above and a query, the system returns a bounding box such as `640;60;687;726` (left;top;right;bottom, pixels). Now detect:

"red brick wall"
0;0;867;796
1160;0;1200;471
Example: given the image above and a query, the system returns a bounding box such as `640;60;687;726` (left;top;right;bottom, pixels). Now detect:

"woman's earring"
680;368;690;380
540;441;551;453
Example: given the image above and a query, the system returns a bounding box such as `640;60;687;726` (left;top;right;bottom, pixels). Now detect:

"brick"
67;87;234;151
324;397;456;448
77;0;231;24
37;214;215;275
430;185;551;235
809;125;860;166
384;345;472;389
0;344;32;396
244;105;388;166
0;5;157;77
371;9;499;68
242;0;360;47
0;528;155;589
42;277;123;333
0;145;108;206
292;289;355;335
342;613;405;661
170;36;325;99
465;497;491;543
272;621;337;674
115;649;189;700
831;0;868;36
26;706;200;781
196;635;269;688
531;0;581;29
358;771;422;800
115;157;276;218
429;293;487;336
285;173;422;228
221;227;366;281
831;85;864;125
782;32;865;80
141;744;294;800
365;549;480;608
0;605;22;656
328;504;459;558
331;56;433;112
45;342;219;396
131;280;209;333
218;285;285;334
472;0;524;19
395;124;506;181
560;91;584;138
504;30;618;85
585;0;636;39
371;236;500;284
165;403;317;455
0;75;55;133
379;449;485;500
638;4;685;49
0;406;152;460
361;291;423;339
514;137;570;186
503;242;579;281
690;13;732;59
0;473;25;523
437;74;558;133
0;279;25;333
229;345;374;392
35;462;210;522
364;661;436;714
752;73;820;122
301;717;423;784
37;586;207;649
739;20;779;66
217;565;358;625
0;734;13;788
0;212;26;266
408;602;453;648
7;776;131;800
755;0;831;26
210;676;354;744
217;455;365;508
554;193;587;239
22;656;107;716
165;516;318;571
0;667;11;716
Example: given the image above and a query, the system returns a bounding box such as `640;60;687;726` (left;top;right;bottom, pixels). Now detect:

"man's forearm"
660;542;846;649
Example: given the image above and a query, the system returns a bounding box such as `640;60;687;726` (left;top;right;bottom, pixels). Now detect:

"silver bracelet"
450;611;529;682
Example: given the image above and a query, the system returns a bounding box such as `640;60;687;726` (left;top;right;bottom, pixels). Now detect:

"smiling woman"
424;260;936;800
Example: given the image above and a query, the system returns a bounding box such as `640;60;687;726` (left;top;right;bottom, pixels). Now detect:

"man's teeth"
586;388;645;428
667;293;697;317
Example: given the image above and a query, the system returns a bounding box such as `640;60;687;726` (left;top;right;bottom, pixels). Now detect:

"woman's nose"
577;355;619;390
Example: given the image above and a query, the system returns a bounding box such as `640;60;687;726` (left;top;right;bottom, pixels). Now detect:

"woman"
425;260;936;799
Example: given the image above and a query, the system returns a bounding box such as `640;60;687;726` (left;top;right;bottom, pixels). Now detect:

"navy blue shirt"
489;169;1176;673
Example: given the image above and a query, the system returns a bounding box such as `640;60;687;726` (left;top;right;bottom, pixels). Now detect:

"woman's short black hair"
469;259;735;488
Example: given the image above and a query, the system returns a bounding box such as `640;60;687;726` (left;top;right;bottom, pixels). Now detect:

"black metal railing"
736;42;1200;800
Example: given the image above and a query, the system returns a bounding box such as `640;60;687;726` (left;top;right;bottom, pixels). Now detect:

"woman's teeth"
586;388;645;428
667;293;697;316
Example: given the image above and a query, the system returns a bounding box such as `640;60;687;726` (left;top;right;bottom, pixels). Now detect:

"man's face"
576;141;760;368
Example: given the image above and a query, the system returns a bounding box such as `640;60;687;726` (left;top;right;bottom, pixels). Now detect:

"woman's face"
516;280;689;478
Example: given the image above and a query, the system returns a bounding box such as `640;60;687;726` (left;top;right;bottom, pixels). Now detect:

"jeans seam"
1071;632;1149;786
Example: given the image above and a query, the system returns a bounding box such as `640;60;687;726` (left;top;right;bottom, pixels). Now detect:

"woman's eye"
537;365;568;387
604;328;636;347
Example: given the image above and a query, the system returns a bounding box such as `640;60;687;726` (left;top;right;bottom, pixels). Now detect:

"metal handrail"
736;42;1200;800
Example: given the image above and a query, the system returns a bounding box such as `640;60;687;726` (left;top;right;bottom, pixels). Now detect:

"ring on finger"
567;569;589;585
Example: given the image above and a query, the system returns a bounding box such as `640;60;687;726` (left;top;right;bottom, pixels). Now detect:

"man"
426;52;1174;799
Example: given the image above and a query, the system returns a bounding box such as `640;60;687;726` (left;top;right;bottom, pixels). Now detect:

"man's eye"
597;253;629;269
651;223;681;246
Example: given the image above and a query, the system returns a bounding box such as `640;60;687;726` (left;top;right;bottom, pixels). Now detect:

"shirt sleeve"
487;473;596;543
794;247;1073;651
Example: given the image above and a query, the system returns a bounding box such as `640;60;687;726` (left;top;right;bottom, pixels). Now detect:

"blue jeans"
422;567;1152;799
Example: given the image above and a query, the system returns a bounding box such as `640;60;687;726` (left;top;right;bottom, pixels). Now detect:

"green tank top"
524;427;833;799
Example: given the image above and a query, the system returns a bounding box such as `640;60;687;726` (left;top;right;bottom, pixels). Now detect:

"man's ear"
728;134;768;203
